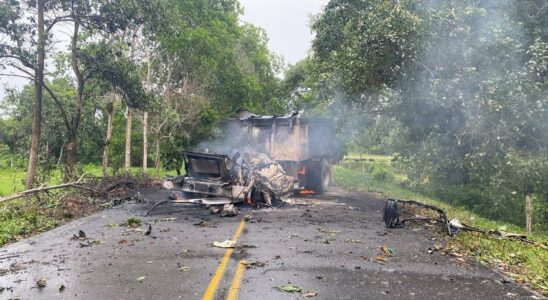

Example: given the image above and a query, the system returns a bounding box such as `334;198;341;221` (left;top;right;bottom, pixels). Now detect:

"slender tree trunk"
526;194;533;235
24;0;45;189
124;108;132;174
65;20;83;182
142;112;148;173
123;28;139;175
65;131;76;182
154;134;161;174
102;93;115;176
142;51;151;173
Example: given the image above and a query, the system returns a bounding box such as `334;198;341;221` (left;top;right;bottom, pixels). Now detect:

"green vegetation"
0;168;25;196
0;198;60;246
334;155;547;293
125;217;142;227
0;190;100;246
286;0;547;230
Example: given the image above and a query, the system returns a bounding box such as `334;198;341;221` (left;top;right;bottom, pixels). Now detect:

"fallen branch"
0;174;86;204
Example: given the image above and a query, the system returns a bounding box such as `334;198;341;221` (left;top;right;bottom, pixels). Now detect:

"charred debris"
147;110;342;215
383;198;548;248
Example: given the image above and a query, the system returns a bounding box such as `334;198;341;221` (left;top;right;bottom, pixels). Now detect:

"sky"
238;0;327;65
0;1;327;100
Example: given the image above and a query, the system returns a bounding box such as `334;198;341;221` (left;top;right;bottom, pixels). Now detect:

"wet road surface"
0;187;539;299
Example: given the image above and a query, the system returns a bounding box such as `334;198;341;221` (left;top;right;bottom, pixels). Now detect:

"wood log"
0;174;86;204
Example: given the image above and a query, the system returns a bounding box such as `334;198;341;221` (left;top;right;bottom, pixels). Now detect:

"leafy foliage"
301;0;548;227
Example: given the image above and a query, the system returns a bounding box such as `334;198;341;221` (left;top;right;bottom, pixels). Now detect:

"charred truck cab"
228;110;341;194
173;151;254;199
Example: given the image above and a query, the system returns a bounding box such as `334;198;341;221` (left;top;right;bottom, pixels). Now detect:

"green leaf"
274;284;302;293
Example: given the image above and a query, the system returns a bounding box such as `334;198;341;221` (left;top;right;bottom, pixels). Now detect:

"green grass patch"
0;168;25;196
0;164;176;197
334;156;547;294
0;198;60;246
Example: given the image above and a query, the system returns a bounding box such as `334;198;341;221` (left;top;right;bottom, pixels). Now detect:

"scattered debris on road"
242;261;266;269
317;228;341;234
144;224;152;236
194;219;210;227
303;291;318;297
177;263;191;272
345;239;362;243
380;245;395;257
36;278;47;288
71;230;87;240
243;215;262;223
274;284;302;293
213;240;236;248
220;204;238;217
79;240;101;247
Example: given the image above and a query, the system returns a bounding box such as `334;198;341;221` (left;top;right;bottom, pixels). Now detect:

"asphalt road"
0;187;539;299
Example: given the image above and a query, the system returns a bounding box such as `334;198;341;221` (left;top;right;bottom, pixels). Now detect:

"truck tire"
307;159;331;194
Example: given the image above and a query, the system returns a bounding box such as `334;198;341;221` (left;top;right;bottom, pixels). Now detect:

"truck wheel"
308;160;331;194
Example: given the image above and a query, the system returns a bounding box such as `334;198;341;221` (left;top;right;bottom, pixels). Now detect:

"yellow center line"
202;219;246;300
226;260;246;300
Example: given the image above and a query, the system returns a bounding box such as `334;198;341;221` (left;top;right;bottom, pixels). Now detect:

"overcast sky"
239;0;327;65
0;1;327;100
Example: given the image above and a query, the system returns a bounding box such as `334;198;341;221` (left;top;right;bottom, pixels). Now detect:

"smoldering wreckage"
149;110;341;216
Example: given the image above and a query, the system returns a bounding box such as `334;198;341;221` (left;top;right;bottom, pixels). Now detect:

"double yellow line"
202;219;247;300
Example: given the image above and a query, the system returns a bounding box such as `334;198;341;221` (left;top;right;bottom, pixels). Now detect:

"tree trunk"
64;131;76;182
102;93;115;176
526;194;532;235
142;111;148;173
154;135;161;174
65;20;83;182
142;51;151;173
123;27;139;175
24;0;45;189
124;108;132;174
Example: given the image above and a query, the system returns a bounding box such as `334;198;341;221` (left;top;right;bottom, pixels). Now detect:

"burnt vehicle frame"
224;110;342;194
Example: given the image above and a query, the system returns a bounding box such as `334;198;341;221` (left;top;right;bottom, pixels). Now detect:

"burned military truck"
227;110;341;194
163;111;341;206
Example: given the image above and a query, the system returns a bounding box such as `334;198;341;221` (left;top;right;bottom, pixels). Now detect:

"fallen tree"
0;175;89;204
0;174;157;204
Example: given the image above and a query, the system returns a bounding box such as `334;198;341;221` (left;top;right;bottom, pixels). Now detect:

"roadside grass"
334;156;547;294
0;198;60;246
0;164;176;197
0;164;175;246
0;168;25;196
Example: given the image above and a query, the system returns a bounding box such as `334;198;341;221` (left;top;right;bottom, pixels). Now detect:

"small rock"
36;278;47;288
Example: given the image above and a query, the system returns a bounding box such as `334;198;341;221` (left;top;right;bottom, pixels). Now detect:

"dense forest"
1;0;546;230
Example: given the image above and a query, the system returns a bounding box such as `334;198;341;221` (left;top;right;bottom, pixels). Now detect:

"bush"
370;163;394;182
